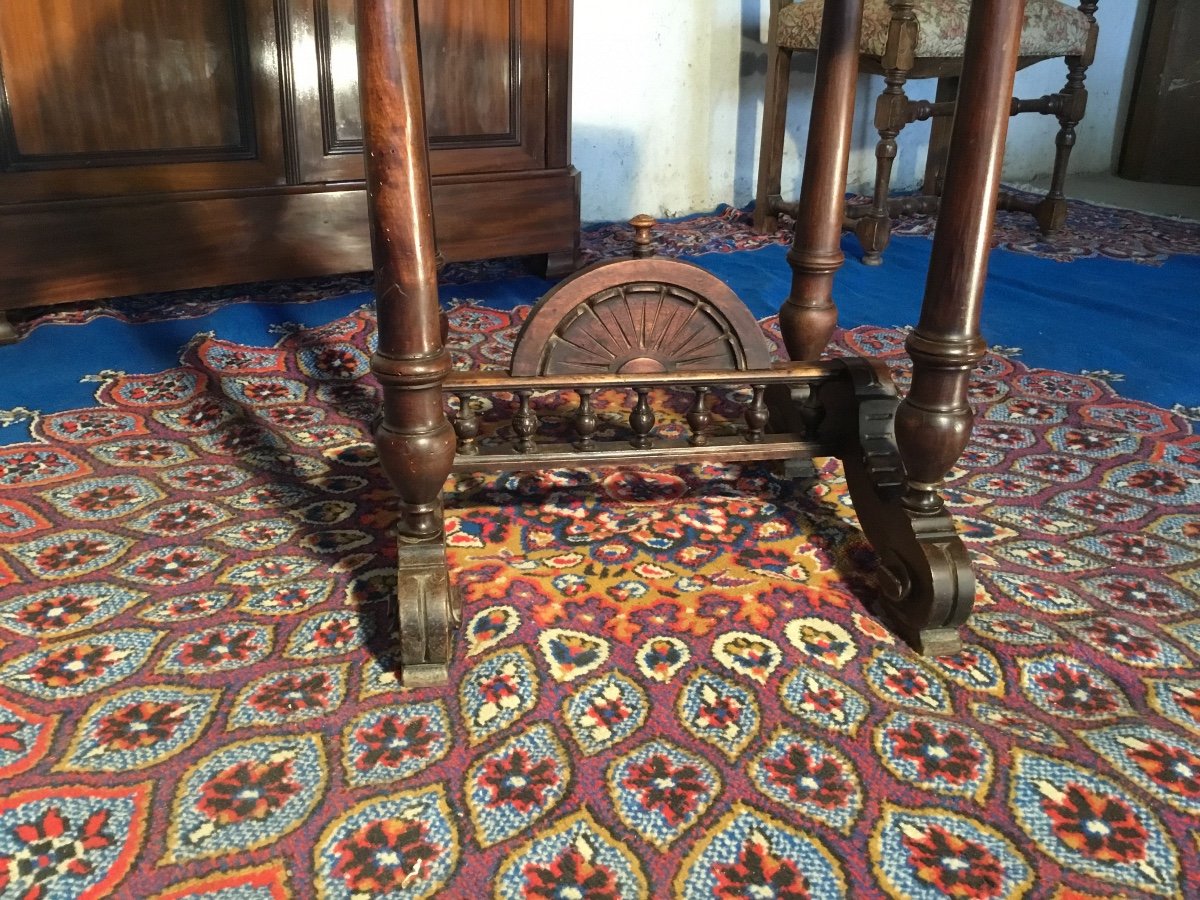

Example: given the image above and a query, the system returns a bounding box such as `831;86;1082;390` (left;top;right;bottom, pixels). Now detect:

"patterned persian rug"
0;295;1198;898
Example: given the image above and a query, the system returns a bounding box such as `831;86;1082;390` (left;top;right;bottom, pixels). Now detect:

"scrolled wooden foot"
829;360;974;656
395;540;461;687
870;513;972;657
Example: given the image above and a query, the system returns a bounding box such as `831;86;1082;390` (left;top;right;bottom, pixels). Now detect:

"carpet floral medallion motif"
0;302;1198;897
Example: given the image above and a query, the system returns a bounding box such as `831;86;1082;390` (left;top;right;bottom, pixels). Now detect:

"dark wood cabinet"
1119;0;1200;186
0;0;578;334
291;0;557;182
0;0;287;203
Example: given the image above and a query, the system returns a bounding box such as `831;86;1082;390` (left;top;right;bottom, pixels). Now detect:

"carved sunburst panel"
546;282;749;374
510;259;773;377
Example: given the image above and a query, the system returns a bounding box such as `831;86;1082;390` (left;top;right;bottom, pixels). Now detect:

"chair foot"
753;194;784;234
1034;195;1068;235
854;214;891;265
752;208;777;235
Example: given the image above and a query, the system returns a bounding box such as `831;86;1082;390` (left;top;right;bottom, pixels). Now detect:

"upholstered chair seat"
777;0;1091;59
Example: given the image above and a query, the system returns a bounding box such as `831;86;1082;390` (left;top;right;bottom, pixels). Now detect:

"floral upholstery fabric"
777;0;1090;59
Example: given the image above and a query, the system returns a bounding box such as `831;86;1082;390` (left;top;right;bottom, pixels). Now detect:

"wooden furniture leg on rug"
779;0;1027;653
360;0;1026;684
359;0;460;688
891;0;1029;649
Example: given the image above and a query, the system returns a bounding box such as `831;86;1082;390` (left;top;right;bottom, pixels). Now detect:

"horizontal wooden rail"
443;360;840;394
450;433;825;473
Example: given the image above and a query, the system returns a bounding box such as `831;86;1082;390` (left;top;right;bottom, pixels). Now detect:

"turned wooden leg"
856;77;908;265
779;0;863;362
855;1;918;266
1036;3;1097;235
754;25;794;234
358;0;459;686
1035;57;1090;234
884;0;1027;653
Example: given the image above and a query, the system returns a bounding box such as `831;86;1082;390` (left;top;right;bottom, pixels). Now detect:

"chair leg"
922;76;959;196
855;65;912;266
1036;54;1090;235
754;42;794;234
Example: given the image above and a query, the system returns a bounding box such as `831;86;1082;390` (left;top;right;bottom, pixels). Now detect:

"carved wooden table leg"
888;0;1028;653
779;0;863;363
787;0;1026;655
358;0;459;686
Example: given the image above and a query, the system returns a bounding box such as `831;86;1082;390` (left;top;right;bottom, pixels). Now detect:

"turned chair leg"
854;1;918;266
1035;54;1090;235
754;39;794;233
1035;0;1097;234
856;68;911;265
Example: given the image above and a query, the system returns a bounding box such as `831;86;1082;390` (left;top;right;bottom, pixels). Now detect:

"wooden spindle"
453;393;480;454
573;388;597;450
687;386;711;446
513;391;538;454
745;385;768;443
630;387;654;449
629;214;657;258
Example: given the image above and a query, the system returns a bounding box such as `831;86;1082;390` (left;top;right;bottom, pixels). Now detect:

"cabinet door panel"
0;0;285;202
290;0;548;182
1119;0;1200;185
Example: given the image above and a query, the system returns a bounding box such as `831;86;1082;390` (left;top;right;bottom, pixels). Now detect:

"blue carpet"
703;236;1200;411
2;232;1197;444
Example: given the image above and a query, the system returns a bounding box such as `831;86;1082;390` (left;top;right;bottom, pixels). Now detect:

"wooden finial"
629;214;657;258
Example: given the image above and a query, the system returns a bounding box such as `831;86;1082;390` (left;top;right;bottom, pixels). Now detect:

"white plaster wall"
571;1;1148;222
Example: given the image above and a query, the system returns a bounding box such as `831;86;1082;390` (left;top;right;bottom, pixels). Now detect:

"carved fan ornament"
510;258;773;377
